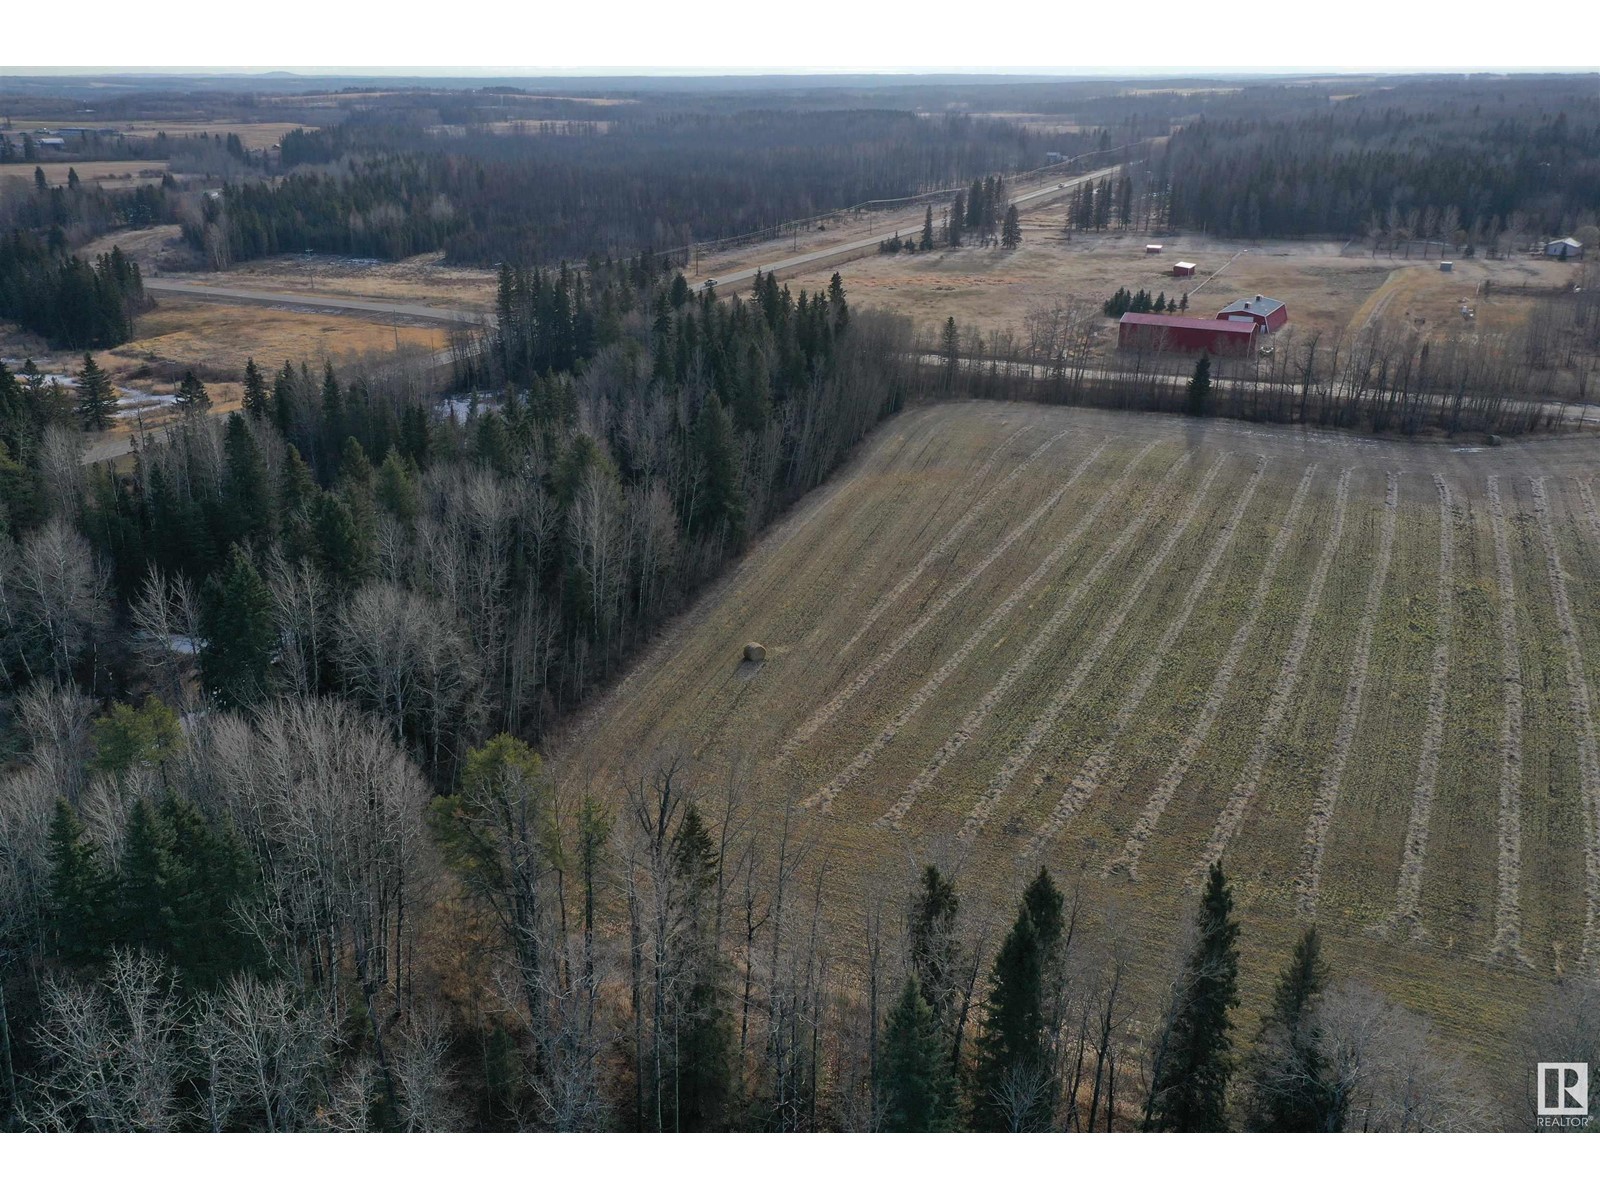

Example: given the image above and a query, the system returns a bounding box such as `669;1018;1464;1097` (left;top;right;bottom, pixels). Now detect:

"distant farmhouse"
1216;294;1288;332
1545;237;1584;260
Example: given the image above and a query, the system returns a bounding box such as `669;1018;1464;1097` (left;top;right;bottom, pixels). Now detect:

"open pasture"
780;214;1577;347
557;401;1600;1093
0;159;167;189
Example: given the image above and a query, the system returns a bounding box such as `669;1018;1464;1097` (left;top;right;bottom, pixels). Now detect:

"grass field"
6;120;311;150
778;208;1576;345
107;297;447;374
0;160;168;189
555;401;1600;1107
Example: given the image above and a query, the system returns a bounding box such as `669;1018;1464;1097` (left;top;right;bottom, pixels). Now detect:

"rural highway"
692;164;1123;294
143;278;490;325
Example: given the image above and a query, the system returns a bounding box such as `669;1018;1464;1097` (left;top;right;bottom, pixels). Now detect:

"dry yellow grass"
776;210;1573;346
0;160;168;189
7;120;312;150
554;401;1600;1107
105;298;446;376
201;252;498;313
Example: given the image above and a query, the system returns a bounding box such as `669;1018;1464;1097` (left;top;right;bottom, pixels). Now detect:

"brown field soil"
778;214;1578;348
553;400;1600;1110
0;160;168;189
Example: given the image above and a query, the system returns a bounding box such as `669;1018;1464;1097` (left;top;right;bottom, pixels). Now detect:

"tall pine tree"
1242;926;1341;1131
75;352;116;431
1001;204;1022;249
199;545;276;709
44;800;113;968
969;877;1057;1131
881;975;955;1131
1144;862;1240;1132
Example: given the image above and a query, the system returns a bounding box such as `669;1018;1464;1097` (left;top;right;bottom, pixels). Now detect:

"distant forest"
189;111;1092;266
1155;77;1600;240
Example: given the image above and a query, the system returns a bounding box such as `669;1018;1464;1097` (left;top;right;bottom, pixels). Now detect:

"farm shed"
1439;261;1453;272
1545;237;1584;259
1172;261;1196;277
1215;294;1288;332
1145;244;1164;254
1118;312;1257;355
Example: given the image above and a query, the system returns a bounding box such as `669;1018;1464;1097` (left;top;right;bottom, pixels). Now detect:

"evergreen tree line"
0;171;177;251
1102;287;1183;318
1154;90;1600;242
0;230;150;349
192;110;1078;268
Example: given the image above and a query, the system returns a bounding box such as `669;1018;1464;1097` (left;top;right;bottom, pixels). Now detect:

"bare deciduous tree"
30;951;187;1132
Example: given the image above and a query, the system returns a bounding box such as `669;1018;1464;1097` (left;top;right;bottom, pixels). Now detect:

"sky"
3;0;1596;76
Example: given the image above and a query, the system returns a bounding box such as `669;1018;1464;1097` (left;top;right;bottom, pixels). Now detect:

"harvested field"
555;401;1600;1101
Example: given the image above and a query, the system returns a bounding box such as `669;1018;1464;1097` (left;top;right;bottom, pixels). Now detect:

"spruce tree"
222;412;273;546
668;803;731;1130
1144;862;1240;1132
199;545;276;709
44;800;113;968
241;357;268;420
882;975;955;1131
969;899;1051;1131
920;204;935;252
947;195;964;247
157;794;260;990
116;798;177;952
692;394;744;542
174;370;211;413
1243;927;1341;1131
827;272;849;334
1001;204;1022;249
908;865;959;1033
75;352;116;430
312;492;374;589
375;447;421;526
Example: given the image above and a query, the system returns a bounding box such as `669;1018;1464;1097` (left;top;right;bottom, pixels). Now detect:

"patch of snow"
116;386;177;411
437;392;501;422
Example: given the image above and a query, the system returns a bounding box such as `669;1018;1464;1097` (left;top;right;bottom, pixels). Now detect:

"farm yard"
556;400;1600;1109
779;206;1580;347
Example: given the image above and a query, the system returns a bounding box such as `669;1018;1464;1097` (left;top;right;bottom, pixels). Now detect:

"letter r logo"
1538;1063;1589;1115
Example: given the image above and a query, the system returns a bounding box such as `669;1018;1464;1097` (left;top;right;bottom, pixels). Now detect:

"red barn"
1215;294;1288;332
1172;261;1197;277
1118;312;1257;355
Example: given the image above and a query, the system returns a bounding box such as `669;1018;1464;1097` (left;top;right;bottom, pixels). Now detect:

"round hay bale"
743;642;767;663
